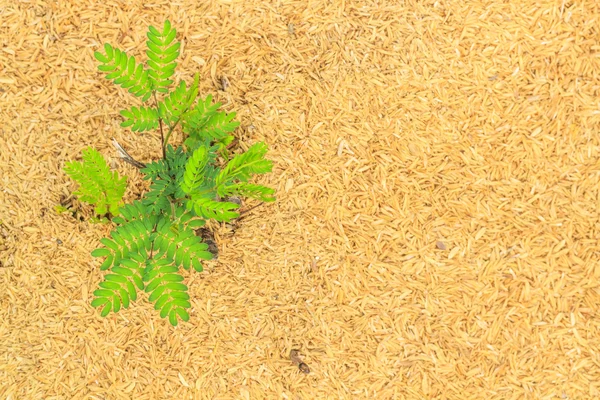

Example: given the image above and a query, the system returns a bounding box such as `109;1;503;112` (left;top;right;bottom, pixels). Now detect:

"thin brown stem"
238;203;264;219
153;92;166;160
148;220;160;259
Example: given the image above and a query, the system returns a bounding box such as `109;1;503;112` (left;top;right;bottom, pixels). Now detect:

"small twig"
226;137;239;150
238;203;264;219
153;92;166;160
112;138;146;169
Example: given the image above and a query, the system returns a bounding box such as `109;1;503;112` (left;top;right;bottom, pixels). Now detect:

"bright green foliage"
180;146;208;194
200;111;240;141
71;20;276;326
143;179;174;214
183;96;239;152
152;211;213;270
215;142;275;200
178;142;274;221
141;145;188;214
221;183;276;202
90;201;211;325
183;95;221;134
144;257;190;326
64;147;126;216
158;75;199;126
187;195;241;222
146;20;180;92
120;106;159;132
95;44;153;102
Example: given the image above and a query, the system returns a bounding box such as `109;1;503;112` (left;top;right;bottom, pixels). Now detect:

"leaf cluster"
90;201;211;326
64;147;126;216
67;20;276;326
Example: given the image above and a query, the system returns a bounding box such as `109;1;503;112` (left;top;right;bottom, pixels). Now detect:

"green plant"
64;147;126;218
65;20;275;326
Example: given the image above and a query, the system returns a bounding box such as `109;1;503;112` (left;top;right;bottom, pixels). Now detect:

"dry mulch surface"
1;1;600;399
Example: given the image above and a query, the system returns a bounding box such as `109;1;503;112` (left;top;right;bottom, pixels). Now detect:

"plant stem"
153;92;166;160
148;219;160;259
162;116;182;155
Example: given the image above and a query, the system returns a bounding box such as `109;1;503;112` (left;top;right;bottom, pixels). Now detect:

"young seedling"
64;20;275;326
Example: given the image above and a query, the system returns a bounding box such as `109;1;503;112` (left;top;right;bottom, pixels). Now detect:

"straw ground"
1;0;600;399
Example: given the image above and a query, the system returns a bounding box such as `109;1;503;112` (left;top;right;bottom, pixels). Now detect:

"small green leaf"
101;302;112;317
175;308;190;322
97;64;115;72
99;281;121;290
100;256;114;270
171;299;191;309
126;281;137;301
112;266;133;277
146;49;162;63
145;277;163;293
192;258;202;272
165;282;188;291
175;248;184;266
105;274;128;283
91;248;111;257
100;238;119;251
93;289;113;297
119;288;130;308
161;302;173;319
154;293;170;310
162;274;184;282
133;275;144;290
148;285;166;302
171;292;190;300
104;43;113;57
163;20;172;35
169;309;179;326
113;294;121;312
91;297;109;308
94;51;109;63
120;259;139;269
148;25;161;36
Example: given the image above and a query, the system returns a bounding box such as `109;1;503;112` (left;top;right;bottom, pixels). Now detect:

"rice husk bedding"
1;0;600;399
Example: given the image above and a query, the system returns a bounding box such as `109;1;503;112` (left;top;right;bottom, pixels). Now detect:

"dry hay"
1;0;600;399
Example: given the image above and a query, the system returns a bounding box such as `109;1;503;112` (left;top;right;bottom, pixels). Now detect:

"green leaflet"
153;216;213;268
219;182;276;202
120;106;159;132
180;145;208;194
146;20;180;92
95;43;153;101
140;145;188;214
186;195;240;222
112;200;149;225
143;179;175;214
182;94;221;135
182;96;239;145
197;111;240;141
140;159;170;182
158;75;199;126
142;256;191;326
64;147;126;217
214;142;273;198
